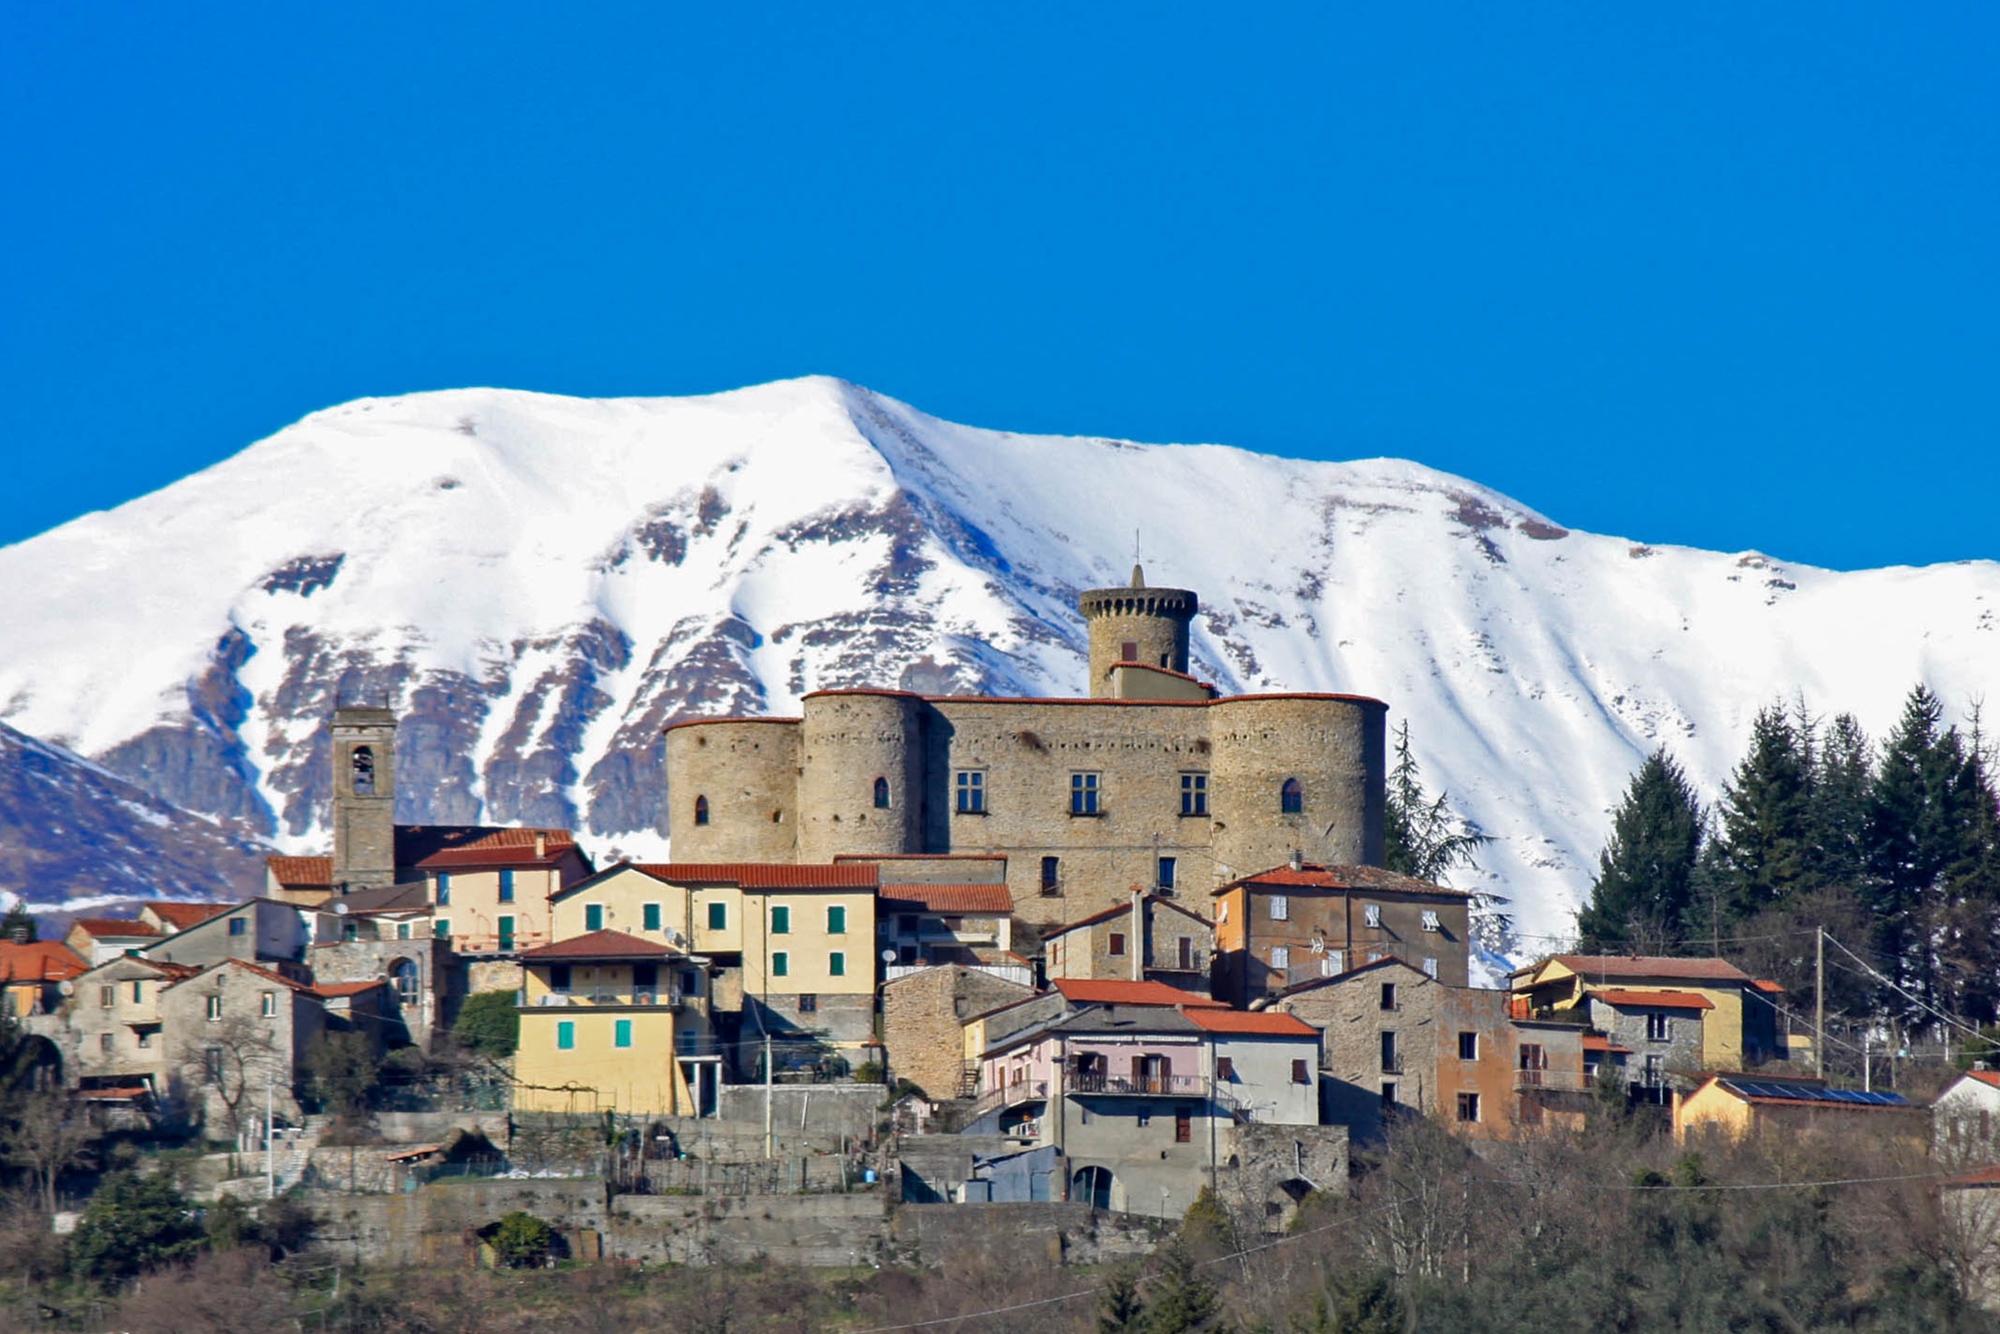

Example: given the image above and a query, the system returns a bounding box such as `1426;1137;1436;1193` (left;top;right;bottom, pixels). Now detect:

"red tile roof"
266;856;334;887
1582;1034;1633;1053
1053;978;1229;1009
1961;1070;2000;1090
69;918;159;939
635;862;878;890
518;929;685;962
0;941;89;984
312;980;386;998
1588;988;1715;1011
143;902;235;930
1544;955;1752;984
1184;1009;1318;1037
1751;979;1785;995
398;826;579;871
878;884;1014;915
1221;862;1472;898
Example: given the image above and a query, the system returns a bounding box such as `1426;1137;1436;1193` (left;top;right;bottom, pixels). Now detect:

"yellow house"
513;930;718;1116
1511;954;1786;1071
1674;1074;1919;1144
550;865;700;946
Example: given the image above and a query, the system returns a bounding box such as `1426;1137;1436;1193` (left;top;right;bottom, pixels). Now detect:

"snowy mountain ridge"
2;375;1995;937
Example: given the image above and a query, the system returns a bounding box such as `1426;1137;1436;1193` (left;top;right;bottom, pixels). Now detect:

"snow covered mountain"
1;376;1995;938
0;721;268;908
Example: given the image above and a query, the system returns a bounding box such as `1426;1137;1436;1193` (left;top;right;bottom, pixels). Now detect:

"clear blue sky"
4;4;1994;568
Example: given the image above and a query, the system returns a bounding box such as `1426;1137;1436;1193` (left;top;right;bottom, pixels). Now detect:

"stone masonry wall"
882;965;1034;1100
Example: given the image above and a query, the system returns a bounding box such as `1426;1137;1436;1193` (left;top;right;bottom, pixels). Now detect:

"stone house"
880;963;1035;1100
1211;860;1473;1006
140;898;309;972
513;930;718;1117
157;959;334;1135
1042;891;1213;995
1511;954;1786;1071
64;955;200;1101
1580;990;1711;1098
664;569;1390;928
1275;957;1589;1141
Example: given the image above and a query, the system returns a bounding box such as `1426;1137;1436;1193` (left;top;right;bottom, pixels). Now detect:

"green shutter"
771;906;790;935
829;952;845;978
643;903;662;931
585;904;604;932
707;902;727;931
827;905;847;934
614;1019;632;1048
434;919;450;940
772;952;789;979
557;1021;574;1051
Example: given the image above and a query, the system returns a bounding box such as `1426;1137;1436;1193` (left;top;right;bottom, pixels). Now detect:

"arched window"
693;795;710;826
872;777;891;810
389;958;420;1005
1280;777;1303;814
351;745;375;796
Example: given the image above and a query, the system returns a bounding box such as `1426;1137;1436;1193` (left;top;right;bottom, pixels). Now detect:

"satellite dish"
58;980;75;997
881;950;897;963
333;902;350;915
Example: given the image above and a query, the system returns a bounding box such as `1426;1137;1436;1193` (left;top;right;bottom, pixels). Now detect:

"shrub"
488;1210;553;1268
305;1029;383;1117
69;1170;204;1284
455;990;520;1058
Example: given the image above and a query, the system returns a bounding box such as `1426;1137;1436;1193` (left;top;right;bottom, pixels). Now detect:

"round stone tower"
1079;565;1199;697
796;689;927;862
1206;694;1388;878
662;718;802;862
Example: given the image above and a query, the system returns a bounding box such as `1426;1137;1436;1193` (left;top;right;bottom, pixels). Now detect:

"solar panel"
1717;1079;1908;1106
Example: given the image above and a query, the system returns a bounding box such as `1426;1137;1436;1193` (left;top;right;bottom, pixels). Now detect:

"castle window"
1069;772;1101;816
1280;778;1303;814
1179;773;1208;817
1040;856;1061;896
873;777;891;809
1121;641;1139;662
1109;932;1127;957
351;745;375;796
694;795;710;826
955;771;986;814
499;869;515;903
1157;856;1176;891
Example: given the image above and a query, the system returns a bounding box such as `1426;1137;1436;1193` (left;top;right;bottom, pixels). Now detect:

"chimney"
1131;886;1146;982
534;832;547;859
1289;848;1304;872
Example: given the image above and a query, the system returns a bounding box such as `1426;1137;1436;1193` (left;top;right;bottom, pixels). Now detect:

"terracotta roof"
1104;661;1218;691
266;856;334;887
1588;988;1715;1011
144;902;235;929
635;862;878;890
322;882;430;914
398;826;579;871
70;918;159;939
1543;955;1752;984
1944;1165;2000;1188
1043;895;1214;935
878;884;1014;915
1751;979;1785;995
313;980;386;998
1052;978;1229;1009
1959;1070;2000;1090
1184;1009;1318;1037
0;941;89;984
1220;862;1472;899
1582;1035;1633;1053
518;929;685;962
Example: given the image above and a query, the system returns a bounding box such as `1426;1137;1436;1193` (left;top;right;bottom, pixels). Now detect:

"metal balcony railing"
1514;1067;1593;1092
1068;1072;1207;1097
527;990;685;1009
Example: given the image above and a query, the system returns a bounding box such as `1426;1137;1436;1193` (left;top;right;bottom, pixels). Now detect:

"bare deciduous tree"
179;1015;283;1143
3;1088;97;1212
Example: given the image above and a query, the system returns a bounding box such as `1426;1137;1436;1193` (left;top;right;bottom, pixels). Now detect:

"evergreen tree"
69;1170;204;1284
0;902;35;943
1809;712;1874;890
1576;748;1704;953
1867;687;1973;1018
1712;705;1816;920
1140;1239;1224;1333
1382;721;1487;885
1097;1265;1148;1334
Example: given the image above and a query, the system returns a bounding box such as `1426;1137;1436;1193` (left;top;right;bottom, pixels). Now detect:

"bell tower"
1079;565;1200;697
330;707;397;892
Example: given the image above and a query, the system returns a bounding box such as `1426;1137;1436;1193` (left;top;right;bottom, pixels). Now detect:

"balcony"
1068;1072;1207;1097
526;990;684;1009
884;961;1035;988
1514;1067;1594;1092
957;1079;1050;1128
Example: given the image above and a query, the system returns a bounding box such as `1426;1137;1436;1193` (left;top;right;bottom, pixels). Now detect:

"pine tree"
1383;721;1487;884
1140;1239;1224;1333
1712;706;1817;920
1810;712;1874;891
1867;687;1968;1018
1576;748;1705;953
0;902;34;943
1096;1265;1147;1334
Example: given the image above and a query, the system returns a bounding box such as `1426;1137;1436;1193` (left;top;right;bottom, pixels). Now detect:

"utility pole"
1815;927;1826;1081
764;1031;774;1160
265;1071;275;1200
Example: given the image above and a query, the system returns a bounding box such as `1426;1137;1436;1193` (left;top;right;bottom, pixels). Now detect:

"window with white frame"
1423;957;1439;978
1421;910;1441;932
1321;951;1344;976
1069;771;1101;816
1270;946;1290;970
955;770;986;814
260;991;276;1017
1647;1013;1672;1043
1363;904;1382;928
1269;895;1289;921
205;995;223;1021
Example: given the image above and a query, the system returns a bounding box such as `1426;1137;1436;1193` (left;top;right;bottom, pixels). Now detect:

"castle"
666;566;1389;923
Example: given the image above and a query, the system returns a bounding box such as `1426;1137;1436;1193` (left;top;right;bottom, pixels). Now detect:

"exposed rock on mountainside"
0;721;268;908
0;376;1994;933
